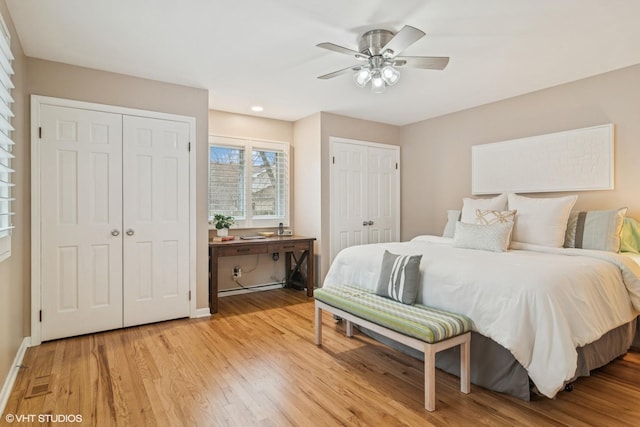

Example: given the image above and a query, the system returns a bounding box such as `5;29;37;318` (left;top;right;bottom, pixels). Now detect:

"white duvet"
322;235;640;398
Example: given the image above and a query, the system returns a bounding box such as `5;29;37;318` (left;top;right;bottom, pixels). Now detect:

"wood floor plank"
2;288;640;426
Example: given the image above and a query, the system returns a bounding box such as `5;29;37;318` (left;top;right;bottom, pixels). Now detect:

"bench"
314;285;472;411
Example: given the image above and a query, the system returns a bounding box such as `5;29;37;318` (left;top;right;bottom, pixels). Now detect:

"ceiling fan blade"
394;56;450;70
317;65;362;80
381;25;426;57
316;42;368;59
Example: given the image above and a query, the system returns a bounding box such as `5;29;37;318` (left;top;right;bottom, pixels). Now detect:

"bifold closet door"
330;140;399;263
40;105;124;341
122;116;190;326
366;147;398;244
331;142;368;261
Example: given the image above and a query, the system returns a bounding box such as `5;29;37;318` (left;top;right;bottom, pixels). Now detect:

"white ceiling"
7;0;640;126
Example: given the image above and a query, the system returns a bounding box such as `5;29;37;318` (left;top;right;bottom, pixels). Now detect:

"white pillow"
442;210;461;238
453;221;514;252
508;193;578;247
460;193;508;224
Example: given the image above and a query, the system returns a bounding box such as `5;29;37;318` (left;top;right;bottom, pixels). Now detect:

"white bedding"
323;235;640;398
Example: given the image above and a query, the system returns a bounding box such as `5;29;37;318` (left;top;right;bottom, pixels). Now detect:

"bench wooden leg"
315;303;322;346
424;343;436;412
460;332;471;394
345;320;353;337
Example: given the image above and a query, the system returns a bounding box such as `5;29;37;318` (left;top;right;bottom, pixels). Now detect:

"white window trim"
208;135;290;229
0;11;14;263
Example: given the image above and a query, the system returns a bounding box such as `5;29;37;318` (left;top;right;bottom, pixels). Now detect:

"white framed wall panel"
472;124;614;195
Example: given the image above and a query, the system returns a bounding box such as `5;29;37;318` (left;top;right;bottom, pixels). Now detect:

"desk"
209;236;315;313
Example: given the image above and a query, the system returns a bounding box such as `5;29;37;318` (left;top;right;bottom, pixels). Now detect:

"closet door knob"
368;221;374;226
126;229;135;236
362;221;368;226
111;229;120;236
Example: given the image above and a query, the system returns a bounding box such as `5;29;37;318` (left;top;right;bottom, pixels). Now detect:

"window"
209;136;289;229
0;14;14;263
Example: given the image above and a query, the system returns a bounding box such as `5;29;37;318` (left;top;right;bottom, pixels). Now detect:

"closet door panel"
122;116;190;326
40;105;123;341
367;147;398;244
330;142;368;262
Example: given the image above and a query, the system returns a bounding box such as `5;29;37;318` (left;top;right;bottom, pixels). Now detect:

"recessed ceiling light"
251;105;264;112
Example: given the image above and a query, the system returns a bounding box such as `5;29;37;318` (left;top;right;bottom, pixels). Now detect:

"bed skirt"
361;316;638;401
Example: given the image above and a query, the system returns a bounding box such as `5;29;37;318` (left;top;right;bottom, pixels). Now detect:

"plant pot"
217;228;229;237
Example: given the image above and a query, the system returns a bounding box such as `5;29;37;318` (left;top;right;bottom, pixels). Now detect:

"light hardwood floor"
3;289;640;426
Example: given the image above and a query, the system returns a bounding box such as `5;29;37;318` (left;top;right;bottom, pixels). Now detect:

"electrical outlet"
233;266;241;278
282;230;293;236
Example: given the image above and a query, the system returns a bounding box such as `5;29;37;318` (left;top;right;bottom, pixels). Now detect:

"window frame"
0;12;14;263
208;135;290;230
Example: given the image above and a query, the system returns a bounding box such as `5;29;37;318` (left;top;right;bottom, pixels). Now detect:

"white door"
330;139;399;262
122;116;190;326
40;105;123;340
330;142;367;260
367;147;398;244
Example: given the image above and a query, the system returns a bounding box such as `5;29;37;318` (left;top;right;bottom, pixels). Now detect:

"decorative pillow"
452;221;514;252
460;193;508;224
442;210;461;238
475;209;517;225
621;217;640;253
376;250;423;305
507;193;578;247
564;208;627;252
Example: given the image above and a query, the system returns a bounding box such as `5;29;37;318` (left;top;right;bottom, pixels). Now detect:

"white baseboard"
0;337;31;416
193;308;212;318
219;283;283;297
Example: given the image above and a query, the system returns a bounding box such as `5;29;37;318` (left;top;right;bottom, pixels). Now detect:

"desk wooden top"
209;235;315;247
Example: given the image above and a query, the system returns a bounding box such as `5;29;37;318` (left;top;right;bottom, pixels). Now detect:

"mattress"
323;235;640;398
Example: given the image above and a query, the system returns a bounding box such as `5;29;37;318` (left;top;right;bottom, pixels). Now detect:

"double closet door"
38;103;191;341
330;138;400;262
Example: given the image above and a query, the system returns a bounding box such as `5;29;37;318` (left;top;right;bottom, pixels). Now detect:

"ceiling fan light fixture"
353;67;372;87
317;24;448;93
381;65;400;86
371;72;386;94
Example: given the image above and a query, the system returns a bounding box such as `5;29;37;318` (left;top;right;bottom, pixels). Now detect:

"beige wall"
318;112;401;280
292;113;321;241
0;0;27;394
208;109;294;291
26;58;211;310
401;63;640;240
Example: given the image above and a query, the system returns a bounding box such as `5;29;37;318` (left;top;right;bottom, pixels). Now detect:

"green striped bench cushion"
315;285;472;344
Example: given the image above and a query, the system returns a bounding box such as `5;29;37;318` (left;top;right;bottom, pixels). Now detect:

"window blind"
209;136;290;228
209;145;246;219
251;148;287;218
0;14;14;242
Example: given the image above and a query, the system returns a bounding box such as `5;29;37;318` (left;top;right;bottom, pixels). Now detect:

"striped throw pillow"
376;251;423;305
564;208;627;252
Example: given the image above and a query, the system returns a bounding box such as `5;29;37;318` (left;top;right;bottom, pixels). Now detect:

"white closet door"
330;141;369;262
330;139;400;263
367;147;399;244
40;105;123;341
122;116;190;326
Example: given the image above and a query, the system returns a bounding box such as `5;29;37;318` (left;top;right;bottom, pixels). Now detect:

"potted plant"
211;214;235;237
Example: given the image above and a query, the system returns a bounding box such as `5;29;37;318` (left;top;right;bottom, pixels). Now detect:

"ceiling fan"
316;25;449;93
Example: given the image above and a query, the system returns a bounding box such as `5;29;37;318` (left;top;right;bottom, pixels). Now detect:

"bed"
322;195;640;400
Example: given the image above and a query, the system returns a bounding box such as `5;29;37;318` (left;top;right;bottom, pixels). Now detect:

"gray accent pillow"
376;250;423;305
564;208;627;252
453;221;514;253
442;210;461;238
